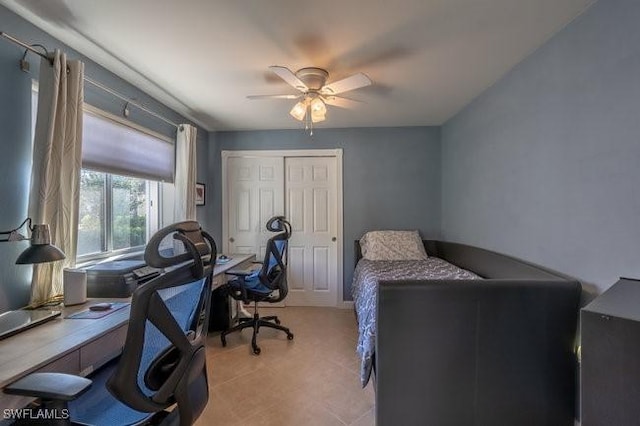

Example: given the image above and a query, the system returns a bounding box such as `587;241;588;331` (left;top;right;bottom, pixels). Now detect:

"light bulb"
310;97;326;114
289;101;307;121
311;109;326;123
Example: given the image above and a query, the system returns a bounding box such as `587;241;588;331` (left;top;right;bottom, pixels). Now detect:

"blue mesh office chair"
5;221;216;426
221;216;293;355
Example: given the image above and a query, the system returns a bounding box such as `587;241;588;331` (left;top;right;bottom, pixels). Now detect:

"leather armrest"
4;372;92;401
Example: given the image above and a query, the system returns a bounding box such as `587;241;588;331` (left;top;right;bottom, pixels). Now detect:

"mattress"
351;258;481;386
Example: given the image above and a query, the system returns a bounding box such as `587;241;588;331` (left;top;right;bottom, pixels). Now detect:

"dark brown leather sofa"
364;240;581;426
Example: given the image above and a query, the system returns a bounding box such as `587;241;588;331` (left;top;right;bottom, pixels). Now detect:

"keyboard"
132;266;162;280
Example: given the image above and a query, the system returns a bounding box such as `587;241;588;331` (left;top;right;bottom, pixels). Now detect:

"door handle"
332;237;337;242
229;237;235;243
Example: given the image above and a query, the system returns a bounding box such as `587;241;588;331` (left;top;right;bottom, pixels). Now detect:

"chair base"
220;303;293;355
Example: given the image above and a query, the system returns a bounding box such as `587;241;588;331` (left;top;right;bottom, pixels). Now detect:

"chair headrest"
144;221;216;279
266;216;291;238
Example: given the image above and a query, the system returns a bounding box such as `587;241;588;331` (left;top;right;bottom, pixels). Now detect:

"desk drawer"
39;350;81;375
80;325;127;375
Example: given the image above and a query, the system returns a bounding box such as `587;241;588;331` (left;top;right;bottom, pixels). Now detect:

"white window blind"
82;108;175;182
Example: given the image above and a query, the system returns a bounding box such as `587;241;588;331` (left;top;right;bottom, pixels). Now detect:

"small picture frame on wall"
195;183;205;206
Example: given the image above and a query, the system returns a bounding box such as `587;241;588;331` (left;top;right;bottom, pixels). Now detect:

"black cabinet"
581;278;640;426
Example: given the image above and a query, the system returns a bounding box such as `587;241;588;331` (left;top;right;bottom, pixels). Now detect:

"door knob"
229;237;235;243
332;237;337;242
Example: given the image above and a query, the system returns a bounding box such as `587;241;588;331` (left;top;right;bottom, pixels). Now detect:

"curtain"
29;50;84;304
174;124;197;221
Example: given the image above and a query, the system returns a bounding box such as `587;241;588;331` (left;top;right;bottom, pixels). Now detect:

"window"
31;85;173;262
77;108;169;261
77;170;159;258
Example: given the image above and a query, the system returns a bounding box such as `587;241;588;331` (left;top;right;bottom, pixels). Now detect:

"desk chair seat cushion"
228;274;271;294
69;358;151;426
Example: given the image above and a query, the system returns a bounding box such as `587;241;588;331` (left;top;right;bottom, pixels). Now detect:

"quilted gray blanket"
351;258;481;386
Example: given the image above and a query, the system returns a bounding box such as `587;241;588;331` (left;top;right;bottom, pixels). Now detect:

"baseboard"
340;301;354;309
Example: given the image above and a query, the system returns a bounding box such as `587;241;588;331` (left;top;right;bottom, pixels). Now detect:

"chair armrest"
4;372;92;401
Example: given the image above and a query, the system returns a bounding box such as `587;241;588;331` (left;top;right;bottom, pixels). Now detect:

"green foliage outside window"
112;175;147;249
78;170;147;256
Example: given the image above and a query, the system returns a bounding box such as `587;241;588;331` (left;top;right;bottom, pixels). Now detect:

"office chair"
221;216;293;355
5;221;216;426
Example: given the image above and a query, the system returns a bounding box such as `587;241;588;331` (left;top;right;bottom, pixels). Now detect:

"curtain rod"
1;31;180;130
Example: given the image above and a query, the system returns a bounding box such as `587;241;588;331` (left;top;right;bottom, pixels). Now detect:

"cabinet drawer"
39;350;81;375
80;325;127;375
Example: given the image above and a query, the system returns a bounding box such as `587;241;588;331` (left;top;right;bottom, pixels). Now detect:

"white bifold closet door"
225;154;338;307
284;157;338;306
227;156;285;257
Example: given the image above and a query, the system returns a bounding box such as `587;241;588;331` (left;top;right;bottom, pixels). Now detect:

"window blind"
82;109;175;182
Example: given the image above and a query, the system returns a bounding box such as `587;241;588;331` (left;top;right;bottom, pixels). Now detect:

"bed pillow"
360;230;428;261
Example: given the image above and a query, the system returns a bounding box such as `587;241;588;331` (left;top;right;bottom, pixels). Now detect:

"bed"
352;231;582;426
352;257;481;386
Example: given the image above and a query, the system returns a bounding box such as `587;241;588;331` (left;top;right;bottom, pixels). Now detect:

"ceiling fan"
248;66;372;124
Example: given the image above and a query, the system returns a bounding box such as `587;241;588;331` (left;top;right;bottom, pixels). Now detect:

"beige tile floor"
196;307;375;426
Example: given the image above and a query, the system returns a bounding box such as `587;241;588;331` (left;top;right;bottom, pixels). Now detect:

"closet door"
226;156;285;257
285;157;338;306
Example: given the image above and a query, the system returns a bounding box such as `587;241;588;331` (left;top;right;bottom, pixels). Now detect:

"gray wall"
206;127;442;299
441;0;640;297
0;5;206;312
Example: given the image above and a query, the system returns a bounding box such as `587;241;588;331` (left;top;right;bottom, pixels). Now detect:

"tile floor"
196;307;375;426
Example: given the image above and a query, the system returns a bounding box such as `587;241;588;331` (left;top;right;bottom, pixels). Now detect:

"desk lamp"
0;217;65;264
0;218;66;340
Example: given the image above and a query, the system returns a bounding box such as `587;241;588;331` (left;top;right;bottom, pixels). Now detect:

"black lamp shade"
16;244;66;264
14;224;66;264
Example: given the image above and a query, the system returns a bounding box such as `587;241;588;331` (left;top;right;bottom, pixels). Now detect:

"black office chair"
221;216;293;355
5;221;216;426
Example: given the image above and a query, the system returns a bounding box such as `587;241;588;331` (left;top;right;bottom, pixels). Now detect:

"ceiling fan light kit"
249;65;372;131
290;101;307;121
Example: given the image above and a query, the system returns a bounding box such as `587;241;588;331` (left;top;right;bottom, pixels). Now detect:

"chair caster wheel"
287;333;294;340
221;336;227;347
253;347;261;355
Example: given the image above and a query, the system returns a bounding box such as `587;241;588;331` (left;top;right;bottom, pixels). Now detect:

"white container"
63;269;87;306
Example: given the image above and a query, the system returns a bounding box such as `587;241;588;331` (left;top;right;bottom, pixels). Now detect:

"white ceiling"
1;0;594;131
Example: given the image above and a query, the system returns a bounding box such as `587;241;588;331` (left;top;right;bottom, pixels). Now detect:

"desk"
0;253;254;411
211;253;256;290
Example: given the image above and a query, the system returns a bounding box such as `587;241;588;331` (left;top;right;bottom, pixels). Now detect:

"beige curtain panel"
29;50;84;304
174;124;197;222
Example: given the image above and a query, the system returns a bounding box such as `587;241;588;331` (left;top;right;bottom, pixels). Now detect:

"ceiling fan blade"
321;73;372;95
247;94;301;100
322;96;363;109
269;66;308;92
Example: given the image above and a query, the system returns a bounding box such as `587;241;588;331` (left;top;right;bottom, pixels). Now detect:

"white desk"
0;253;254;411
